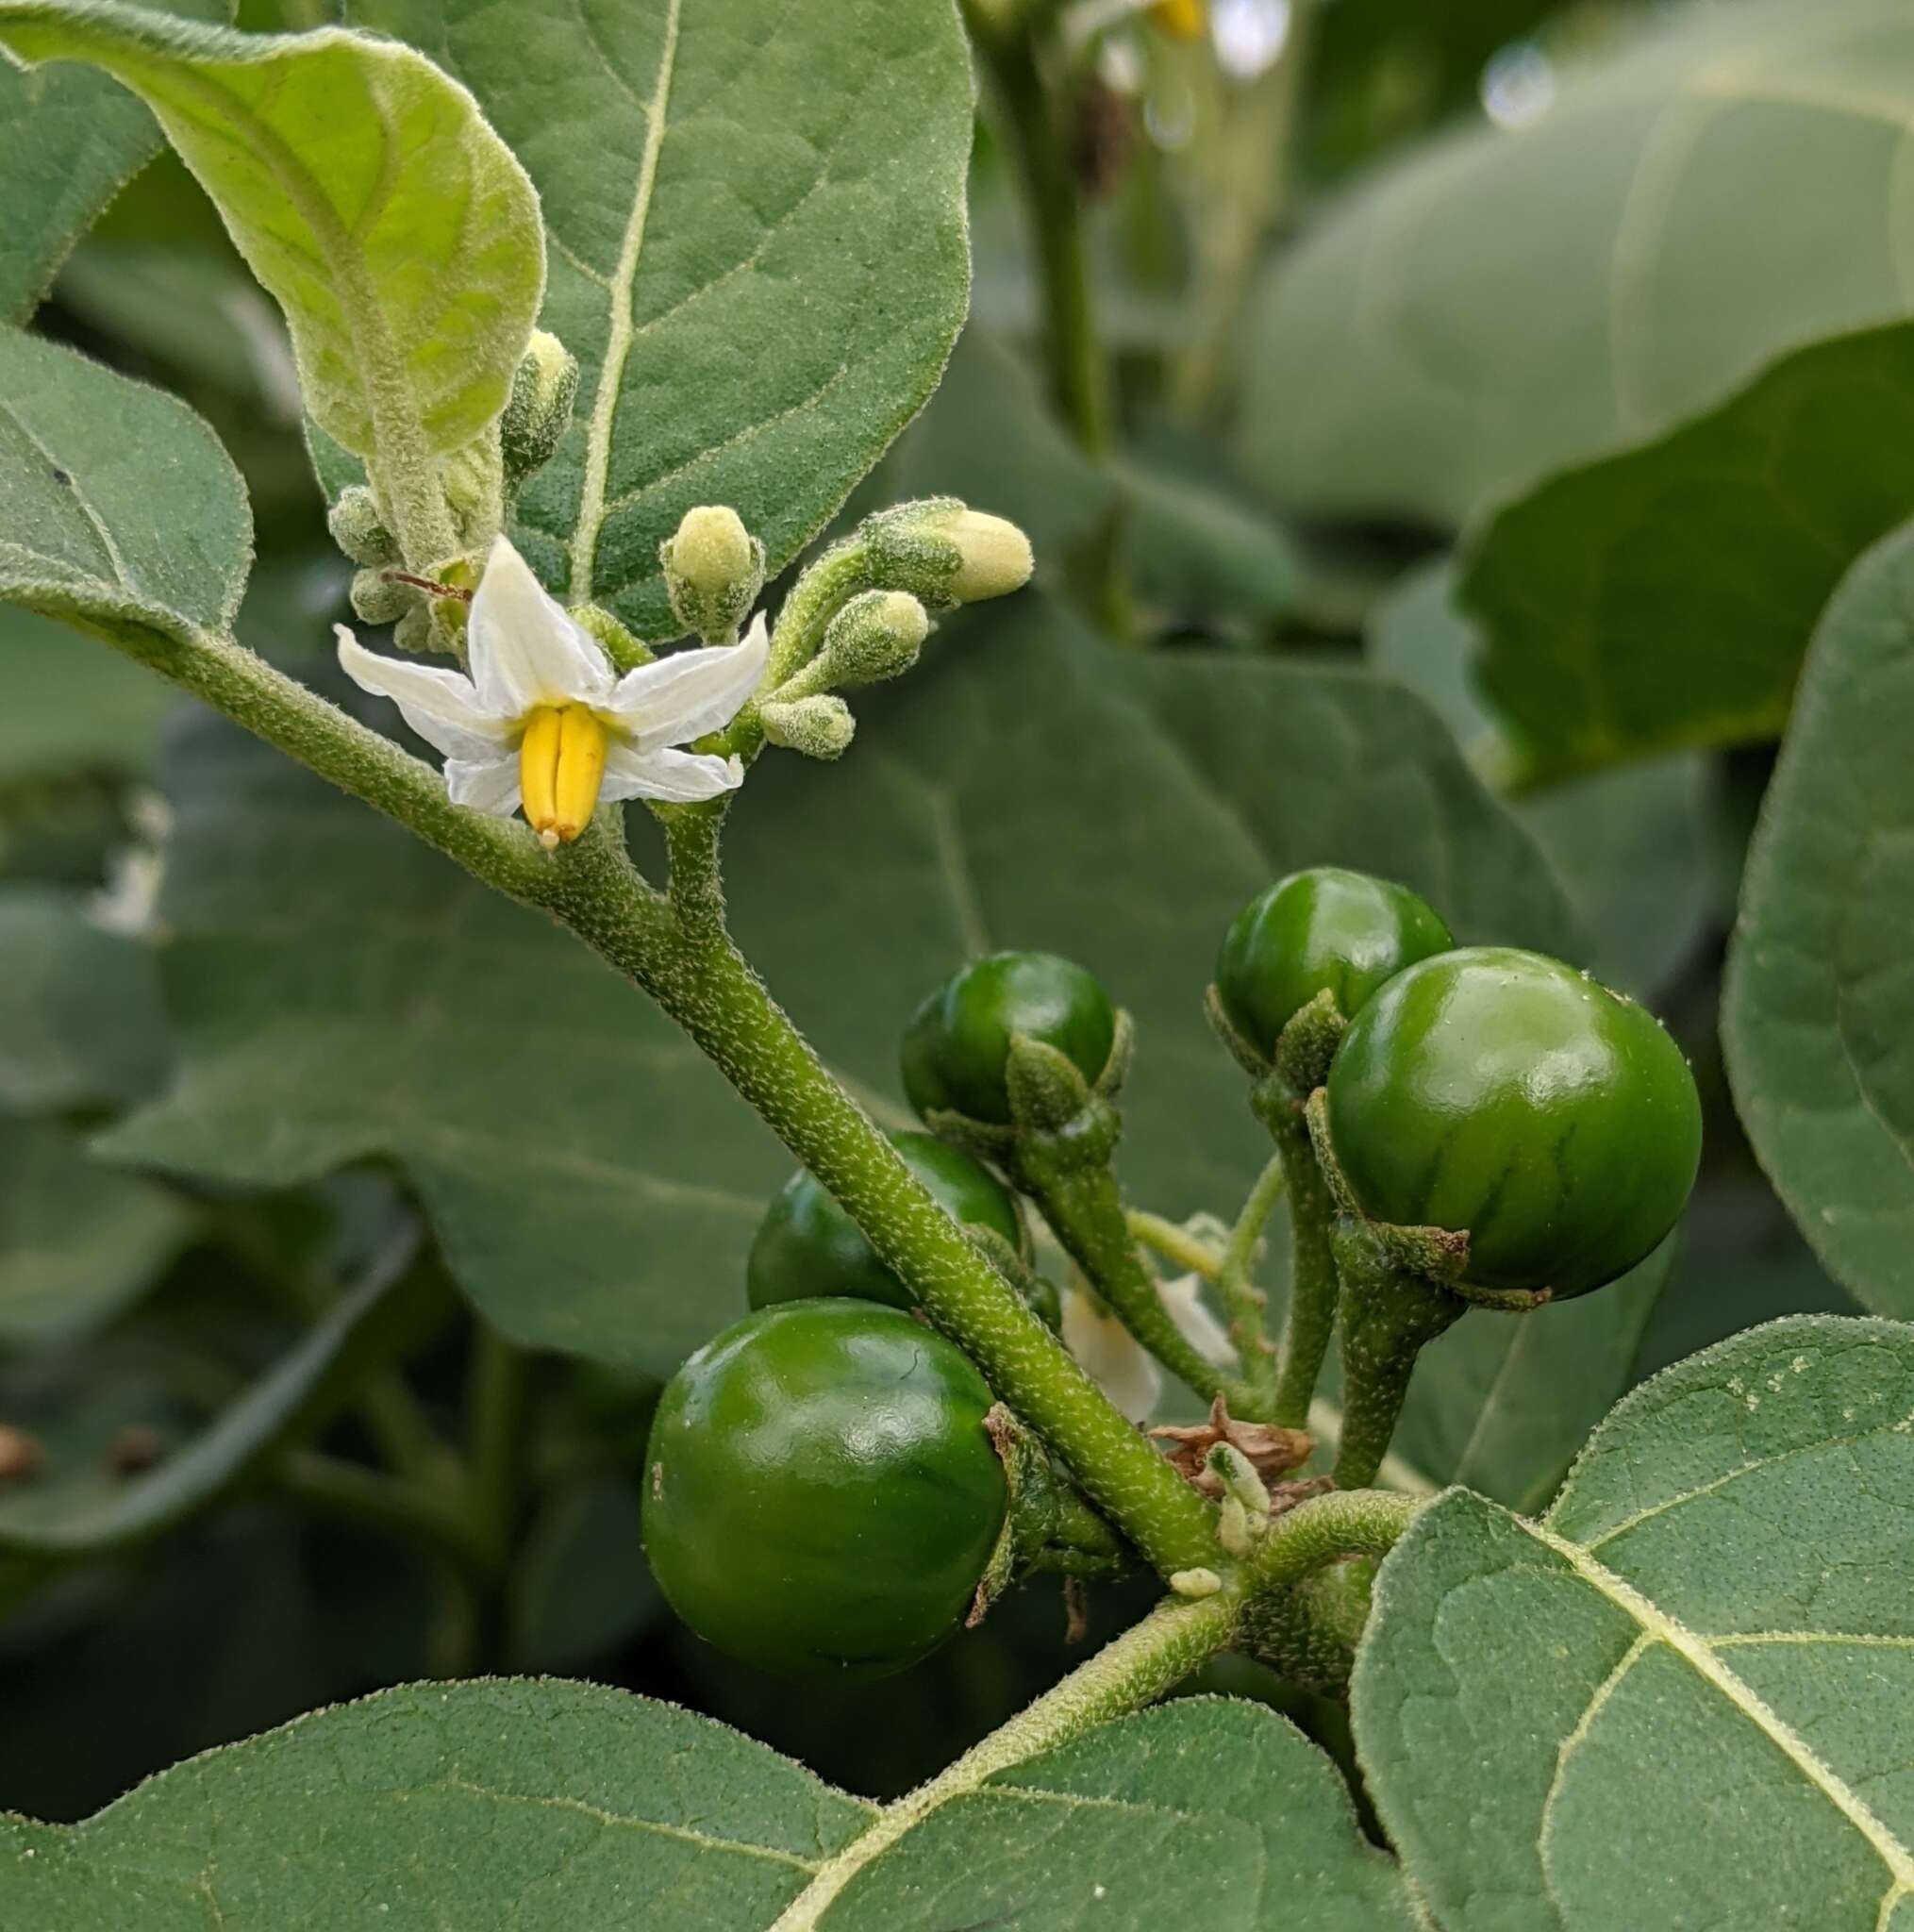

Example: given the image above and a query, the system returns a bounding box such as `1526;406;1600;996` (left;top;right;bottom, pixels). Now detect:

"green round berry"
1323;947;1702;1297
746;1131;1024;1313
1215;867;1453;1058
642;1300;1007;1677
901;951;1116;1126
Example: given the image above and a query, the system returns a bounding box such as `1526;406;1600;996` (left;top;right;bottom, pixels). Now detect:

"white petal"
1159;1274;1239;1369
335;625;510;762
1061;1288;1163;1424
605;611;768;753
467;535;611;716
599;743;745;804
444;756;524;819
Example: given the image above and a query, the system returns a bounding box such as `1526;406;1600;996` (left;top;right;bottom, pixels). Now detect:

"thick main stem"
614;930;1221;1577
767;1589;1240;1932
74;616;1217;1578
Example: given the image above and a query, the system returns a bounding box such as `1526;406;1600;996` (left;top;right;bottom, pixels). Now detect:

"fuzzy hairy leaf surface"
1724;522;1914;1321
1241;0;1914;525
0;0;544;472
1356;1315;1914;1930
348;0;974;634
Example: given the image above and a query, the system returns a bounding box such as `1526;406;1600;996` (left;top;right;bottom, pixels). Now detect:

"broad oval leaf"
0;605;173;783
0;1231;409;1557
101;605;1578;1375
808;1699;1418;1928
1369;558;1714;996
1459;320;1914;782
1724;522;1914;1320
0;1680;1415;1930
1240;0;1914;525
0;1120;192;1347
0;0;545;469
0;887;167;1113
0;1678;878;1927
348;0;974;632
0;327;251;641
0;0;224;321
1355;1314;1914;1930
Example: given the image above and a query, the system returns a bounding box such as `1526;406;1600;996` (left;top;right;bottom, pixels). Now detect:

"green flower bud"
349;567;416;626
781;588;929;696
940;508;1035;602
392;603;435;656
760;692;856;759
327;486;398;568
660;505;768;642
865;498;1034;608
501;330;580;486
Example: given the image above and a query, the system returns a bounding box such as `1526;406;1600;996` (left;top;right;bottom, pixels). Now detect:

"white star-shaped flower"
336;535;769;847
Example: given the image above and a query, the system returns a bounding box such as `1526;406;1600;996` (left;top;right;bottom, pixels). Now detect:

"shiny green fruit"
1323;947;1701;1297
902;951;1116;1125
1216;867;1453;1058
642;1299;1007;1677
746;1131;1025;1313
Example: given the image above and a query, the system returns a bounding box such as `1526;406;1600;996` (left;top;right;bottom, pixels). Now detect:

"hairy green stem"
1257;1094;1340;1429
1246;1485;1420;1592
1215;1148;1285;1403
961;2;1109;458
1126;1209;1223;1282
767;1589;1240;1931
464;1323;530;1561
1329;1219;1463;1490
1018;1144;1260;1416
81;615;1220;1575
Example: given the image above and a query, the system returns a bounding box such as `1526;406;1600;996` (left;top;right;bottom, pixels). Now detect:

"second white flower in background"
336;535;769;848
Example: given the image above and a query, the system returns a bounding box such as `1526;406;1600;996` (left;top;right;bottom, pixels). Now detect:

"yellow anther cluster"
519;703;608;848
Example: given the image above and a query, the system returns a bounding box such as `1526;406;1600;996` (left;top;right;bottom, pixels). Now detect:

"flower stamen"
520;703;607;848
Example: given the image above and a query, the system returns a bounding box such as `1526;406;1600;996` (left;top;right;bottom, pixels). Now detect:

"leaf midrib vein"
568;0;681;605
1523;1514;1914;1894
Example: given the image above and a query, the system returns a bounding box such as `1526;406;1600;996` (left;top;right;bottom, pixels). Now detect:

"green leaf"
55;243;300;418
1458;321;1914;781
0;0;544;526
507;1472;659;1673
810;1699;1418;1927
1369;558;1714;995
0;605;174;784
0;1678;878;1926
1240;0;1914;525
1723;522;1914;1321
0;327;251;641
348;0;974;633
0;0;224;322
0;1233;408;1557
1355;1314;1914;1930
0;1120;192;1347
103;607;1576;1371
0;887;167;1113
0;1680;1419;1929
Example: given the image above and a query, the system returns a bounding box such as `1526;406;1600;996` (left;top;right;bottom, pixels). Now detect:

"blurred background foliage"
0;0;1892;1816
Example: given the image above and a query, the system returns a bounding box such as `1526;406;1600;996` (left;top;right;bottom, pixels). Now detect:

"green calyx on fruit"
746;1130;1027;1315
642;1299;1007;1678
1214;867;1454;1066
902;951;1120;1129
1321;946;1702;1299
